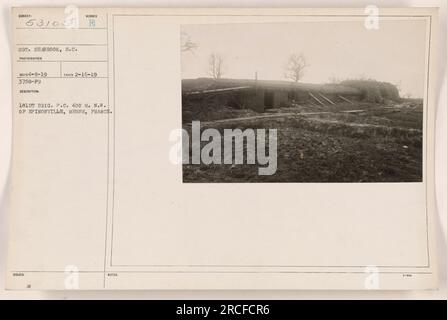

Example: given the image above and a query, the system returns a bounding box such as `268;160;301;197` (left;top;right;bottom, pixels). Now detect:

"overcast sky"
181;20;428;98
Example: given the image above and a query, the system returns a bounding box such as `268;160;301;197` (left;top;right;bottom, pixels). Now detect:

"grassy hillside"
182;78;361;96
340;80;400;103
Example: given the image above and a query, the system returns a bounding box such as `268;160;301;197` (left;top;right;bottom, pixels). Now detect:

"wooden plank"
318;92;335;105
308;92;325;106
186;86;252;95
338;94;354;104
341;110;366;114
199;111;334;126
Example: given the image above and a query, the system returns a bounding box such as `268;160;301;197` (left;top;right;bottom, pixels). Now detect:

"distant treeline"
340;80;400;103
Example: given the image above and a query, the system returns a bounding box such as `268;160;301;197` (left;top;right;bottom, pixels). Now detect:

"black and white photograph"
1;5;443;296
181;20;427;183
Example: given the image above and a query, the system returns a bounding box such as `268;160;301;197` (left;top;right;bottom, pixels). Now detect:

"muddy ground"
182;99;423;183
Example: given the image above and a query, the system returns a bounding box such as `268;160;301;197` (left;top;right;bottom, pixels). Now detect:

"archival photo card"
6;7;437;290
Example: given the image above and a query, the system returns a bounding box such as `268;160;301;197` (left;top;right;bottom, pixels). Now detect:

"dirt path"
195;106;407;127
198;111;332;126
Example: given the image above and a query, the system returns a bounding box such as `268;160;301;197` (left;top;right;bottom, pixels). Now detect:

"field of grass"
182;101;423;183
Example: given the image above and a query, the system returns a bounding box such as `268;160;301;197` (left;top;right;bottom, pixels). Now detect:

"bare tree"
181;32;198;53
284;53;308;83
395;80;403;94
208;53;224;80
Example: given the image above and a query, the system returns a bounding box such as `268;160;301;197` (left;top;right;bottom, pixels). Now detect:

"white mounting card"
7;7;438;290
